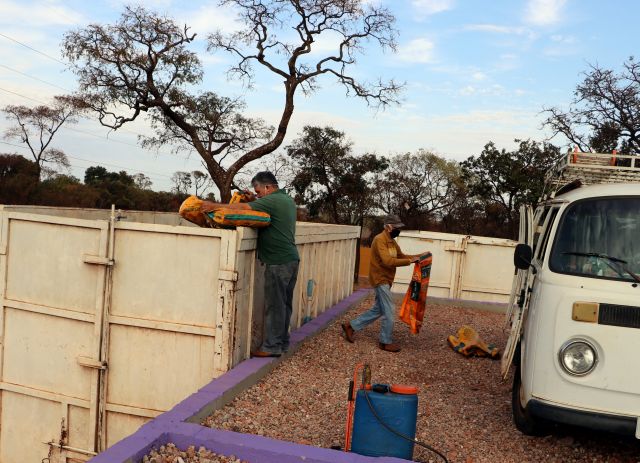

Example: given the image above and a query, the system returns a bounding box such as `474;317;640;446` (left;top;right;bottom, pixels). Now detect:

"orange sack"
398;253;432;334
179;195;271;229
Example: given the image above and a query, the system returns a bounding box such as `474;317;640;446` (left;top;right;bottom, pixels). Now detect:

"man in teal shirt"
200;171;299;357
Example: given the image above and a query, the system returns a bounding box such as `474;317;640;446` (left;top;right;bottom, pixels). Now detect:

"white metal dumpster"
0;205;358;463
394;230;516;303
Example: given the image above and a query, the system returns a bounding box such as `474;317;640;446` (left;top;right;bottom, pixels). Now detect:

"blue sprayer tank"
350;385;418;460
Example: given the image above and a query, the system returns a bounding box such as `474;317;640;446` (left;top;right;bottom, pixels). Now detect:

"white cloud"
178;2;243;35
457;84;505;97
550;34;576;44
396;38;435;64
0;0;86;27
465;24;528;35
412;0;455;17
472;71;487;81
525;0;567;26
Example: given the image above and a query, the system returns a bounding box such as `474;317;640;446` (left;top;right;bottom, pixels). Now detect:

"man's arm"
376;239;412;267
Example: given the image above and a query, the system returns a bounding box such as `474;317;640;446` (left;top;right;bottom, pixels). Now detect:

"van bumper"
528;399;638;437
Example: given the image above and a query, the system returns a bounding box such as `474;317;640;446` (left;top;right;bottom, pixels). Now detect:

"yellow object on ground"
447;325;500;359
178;195;271;229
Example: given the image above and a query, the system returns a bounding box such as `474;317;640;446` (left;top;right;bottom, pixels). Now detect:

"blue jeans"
260;260;299;354
350;284;395;344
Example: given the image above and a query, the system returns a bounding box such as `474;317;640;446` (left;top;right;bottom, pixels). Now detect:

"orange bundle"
178;195;271;229
179;195;211;227
398;253;432;334
447;325;500;359
208;209;271;228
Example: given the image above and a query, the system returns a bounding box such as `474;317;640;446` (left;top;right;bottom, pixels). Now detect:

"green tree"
461;139;560;237
286;126;387;225
374;150;464;229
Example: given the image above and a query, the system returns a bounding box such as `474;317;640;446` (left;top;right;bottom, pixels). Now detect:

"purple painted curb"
87;288;409;463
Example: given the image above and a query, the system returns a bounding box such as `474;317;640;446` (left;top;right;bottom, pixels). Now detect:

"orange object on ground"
398;253;432;334
447;325;500;359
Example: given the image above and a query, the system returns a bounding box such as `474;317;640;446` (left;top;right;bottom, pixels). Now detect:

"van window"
549;197;640;281
535;208;559;262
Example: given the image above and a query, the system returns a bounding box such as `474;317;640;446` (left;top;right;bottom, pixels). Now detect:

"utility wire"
0;32;68;66
0;64;70;92
0;85;197;164
0;140;173;181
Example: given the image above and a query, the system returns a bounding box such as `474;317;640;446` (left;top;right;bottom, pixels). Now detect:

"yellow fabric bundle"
208;208;271;228
178;195;271;229
447;325;500;359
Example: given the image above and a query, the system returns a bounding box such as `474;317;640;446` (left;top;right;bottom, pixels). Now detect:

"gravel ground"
203;294;640;463
142;443;248;463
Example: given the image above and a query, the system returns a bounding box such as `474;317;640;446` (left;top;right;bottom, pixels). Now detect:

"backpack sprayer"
344;363;448;463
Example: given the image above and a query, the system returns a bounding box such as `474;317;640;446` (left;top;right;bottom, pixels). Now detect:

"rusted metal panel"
0;211;109;463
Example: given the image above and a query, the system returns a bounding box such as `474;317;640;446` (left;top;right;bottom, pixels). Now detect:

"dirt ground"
203;294;640;463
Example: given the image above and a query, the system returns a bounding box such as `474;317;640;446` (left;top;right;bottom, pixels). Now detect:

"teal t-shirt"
249;189;299;265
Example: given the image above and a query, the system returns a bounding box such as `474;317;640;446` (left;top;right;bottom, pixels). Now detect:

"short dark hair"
251;171;278;187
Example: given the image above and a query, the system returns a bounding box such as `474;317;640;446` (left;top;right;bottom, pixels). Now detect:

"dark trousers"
260;260;299;354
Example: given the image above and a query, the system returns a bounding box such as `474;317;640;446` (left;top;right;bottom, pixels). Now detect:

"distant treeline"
0;154;187;212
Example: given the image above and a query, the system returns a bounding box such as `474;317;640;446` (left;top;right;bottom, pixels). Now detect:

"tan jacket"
369;230;411;287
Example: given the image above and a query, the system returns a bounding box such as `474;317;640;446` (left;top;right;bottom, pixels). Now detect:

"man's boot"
378;342;401;352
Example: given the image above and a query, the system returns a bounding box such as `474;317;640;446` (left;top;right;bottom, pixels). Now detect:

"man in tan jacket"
342;215;420;352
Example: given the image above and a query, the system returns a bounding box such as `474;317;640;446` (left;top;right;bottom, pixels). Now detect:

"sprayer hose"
362;389;449;463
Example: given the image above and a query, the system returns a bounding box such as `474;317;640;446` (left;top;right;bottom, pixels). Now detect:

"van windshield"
549;197;640;281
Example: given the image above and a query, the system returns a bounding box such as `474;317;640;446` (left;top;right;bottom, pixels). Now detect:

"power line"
0;64;170;141
0;32;68;66
0;140;173;181
0;64;70;92
0;86;43;104
0;85;198;164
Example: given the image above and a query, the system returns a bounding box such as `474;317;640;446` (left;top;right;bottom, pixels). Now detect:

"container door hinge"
83;254;114;266
219;270;238;282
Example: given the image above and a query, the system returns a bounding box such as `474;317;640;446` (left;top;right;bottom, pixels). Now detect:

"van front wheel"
512;366;547;436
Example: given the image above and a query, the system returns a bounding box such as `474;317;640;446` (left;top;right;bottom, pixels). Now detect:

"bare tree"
63;3;401;201
63;7;271;202
208;0;401;195
543;58;640;153
2;96;80;180
171;171;192;195
191;170;212;196
132;173;153;190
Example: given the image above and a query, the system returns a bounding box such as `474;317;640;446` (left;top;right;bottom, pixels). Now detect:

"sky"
0;0;638;193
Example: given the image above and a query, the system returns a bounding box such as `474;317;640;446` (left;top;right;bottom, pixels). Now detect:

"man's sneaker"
378;342;401;352
341;322;355;343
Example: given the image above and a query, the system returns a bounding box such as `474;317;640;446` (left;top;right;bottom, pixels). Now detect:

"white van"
502;151;640;437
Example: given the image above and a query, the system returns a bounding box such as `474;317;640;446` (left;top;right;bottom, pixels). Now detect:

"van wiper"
562;252;640;284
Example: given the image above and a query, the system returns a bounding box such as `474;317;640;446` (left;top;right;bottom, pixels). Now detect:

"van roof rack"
544;148;640;199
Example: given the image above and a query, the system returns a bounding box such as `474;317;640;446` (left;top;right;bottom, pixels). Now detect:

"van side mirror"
514;243;533;270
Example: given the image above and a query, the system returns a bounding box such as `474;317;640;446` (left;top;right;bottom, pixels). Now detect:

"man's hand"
410;256;420;263
243;189;257;202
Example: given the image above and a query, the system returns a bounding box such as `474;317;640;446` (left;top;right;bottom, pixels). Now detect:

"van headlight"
558;339;597;376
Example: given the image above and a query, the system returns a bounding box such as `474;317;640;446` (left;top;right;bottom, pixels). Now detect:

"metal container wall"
0;205;359;463
394;230;516;303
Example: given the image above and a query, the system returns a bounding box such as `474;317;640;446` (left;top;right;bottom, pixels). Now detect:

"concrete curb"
88;288;407;463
